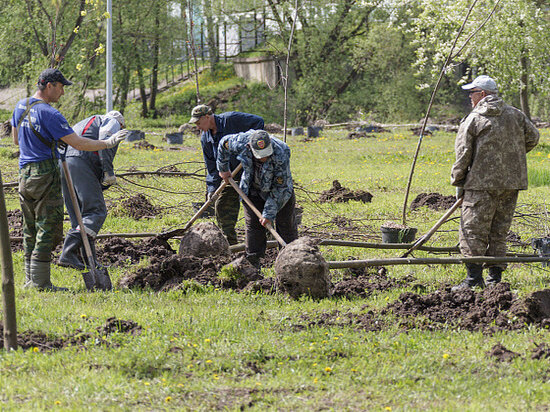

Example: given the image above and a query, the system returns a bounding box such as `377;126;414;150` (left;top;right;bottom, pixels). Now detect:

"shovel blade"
82;267;112;291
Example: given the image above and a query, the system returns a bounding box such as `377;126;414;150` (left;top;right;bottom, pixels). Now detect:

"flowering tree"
409;0;550;117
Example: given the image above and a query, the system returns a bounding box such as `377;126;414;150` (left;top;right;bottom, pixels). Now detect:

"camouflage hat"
188;104;212;123
249;130;273;159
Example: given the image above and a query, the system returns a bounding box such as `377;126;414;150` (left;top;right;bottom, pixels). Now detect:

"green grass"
1;126;550;410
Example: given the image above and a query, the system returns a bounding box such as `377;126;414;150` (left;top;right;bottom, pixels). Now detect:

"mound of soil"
410;192;456;211
486;343;520;362
346;131;375;139
0;317;140;352
206;85;245;111
119;253;230;291
98;236;175;266
219;256;263;289
116;194;160;220
383;283;550;332
319;180;373;203
274;237;331;299
264;123;283;134
332;267;415;299
133;140;156;150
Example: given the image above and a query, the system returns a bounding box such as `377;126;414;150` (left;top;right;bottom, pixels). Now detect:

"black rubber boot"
246;253;262;270
452;263;485;292
486;266;503;287
28;259;69;291
58;231;85;270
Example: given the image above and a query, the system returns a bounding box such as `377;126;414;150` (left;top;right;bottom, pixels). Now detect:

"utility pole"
106;0;113;111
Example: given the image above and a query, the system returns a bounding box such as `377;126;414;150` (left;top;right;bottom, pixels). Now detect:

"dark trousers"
242;191;298;262
215;183;240;245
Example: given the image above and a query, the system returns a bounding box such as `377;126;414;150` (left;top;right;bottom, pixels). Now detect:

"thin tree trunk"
520;52;531;120
149;1;160;118
136;50;148;117
188;0;201;103
0;172;17;351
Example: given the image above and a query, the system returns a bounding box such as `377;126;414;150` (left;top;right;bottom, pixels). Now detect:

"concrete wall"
233;56;291;88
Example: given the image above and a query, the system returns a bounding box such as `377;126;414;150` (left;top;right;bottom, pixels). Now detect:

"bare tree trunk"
0;172;17;351
203;0;219;71
520;52;531;120
136;48;148;117
149;1;160;118
188;0;201;103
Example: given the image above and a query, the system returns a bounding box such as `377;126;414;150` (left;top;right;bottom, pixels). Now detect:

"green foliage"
217;264;241;281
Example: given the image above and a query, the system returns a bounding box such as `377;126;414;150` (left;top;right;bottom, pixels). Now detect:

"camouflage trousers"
215;182;241;245
459;189;519;270
18;159;64;262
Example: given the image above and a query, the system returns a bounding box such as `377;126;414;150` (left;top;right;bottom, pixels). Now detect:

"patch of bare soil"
7;209;23;252
531;343;550;360
133;140;156;150
115;194;161;220
206;85;245;111
98;236;175;266
486;343;520;362
332;267;415;299
346;131;375;139
410;192;456;211
0;317;141;352
319;180;373;203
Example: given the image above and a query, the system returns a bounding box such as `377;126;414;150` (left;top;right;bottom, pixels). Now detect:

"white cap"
462;75;498;93
106;110;125;127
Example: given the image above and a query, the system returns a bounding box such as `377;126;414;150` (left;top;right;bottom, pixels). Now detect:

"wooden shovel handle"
158;164;243;240
401;197;463;258
226;177;287;247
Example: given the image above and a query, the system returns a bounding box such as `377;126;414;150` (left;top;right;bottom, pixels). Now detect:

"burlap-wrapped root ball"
274;237;331;299
178;222;230;258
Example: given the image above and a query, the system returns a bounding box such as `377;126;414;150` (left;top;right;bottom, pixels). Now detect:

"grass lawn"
1;125;550;410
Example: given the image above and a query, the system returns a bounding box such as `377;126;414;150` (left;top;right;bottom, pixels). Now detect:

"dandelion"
144;382;150;386
385;407;392;411
81;10;87;16
80;313;87;318
443;353;450;359
204;338;211;343
324;366;332;373
33;347;40;353
213;374;219;380
313;377;318;383
54;401;61;405
206;360;212;364
177;383;184;387
165;396;172;402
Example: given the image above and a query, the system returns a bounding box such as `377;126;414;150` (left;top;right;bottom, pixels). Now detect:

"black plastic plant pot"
381;226;417;243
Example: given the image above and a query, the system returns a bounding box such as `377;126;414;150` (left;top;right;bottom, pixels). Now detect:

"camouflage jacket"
451;95;539;190
217;130;293;221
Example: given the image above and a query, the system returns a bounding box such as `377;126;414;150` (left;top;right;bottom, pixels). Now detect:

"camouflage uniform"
451;95;539;269
201;112;264;245
217;131;298;263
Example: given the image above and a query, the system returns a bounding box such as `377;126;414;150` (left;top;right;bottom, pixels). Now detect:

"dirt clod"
178;222;230;258
219;256;262;289
274;237;331;299
319;180;373;203
133;140;156;150
332;267;414;299
410;192;456;211
7;209;24;252
487;343;520;362
98;236;174;266
114;194;160;220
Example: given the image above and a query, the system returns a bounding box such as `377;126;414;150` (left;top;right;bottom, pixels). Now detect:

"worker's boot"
58;231;85;270
28;259;69;292
451;263;485;292
486;266;503;287
246;253;262;270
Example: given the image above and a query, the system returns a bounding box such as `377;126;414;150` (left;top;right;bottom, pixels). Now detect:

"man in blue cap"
451;75;539;291
11;68;128;290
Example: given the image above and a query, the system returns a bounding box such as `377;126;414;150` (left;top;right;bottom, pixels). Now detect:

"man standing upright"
189;104;264;245
11;68;127;291
58;111;126;271
451;75;539;291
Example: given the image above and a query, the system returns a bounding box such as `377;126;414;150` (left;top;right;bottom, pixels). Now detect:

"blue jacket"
217;131;293;221
201;111;264;193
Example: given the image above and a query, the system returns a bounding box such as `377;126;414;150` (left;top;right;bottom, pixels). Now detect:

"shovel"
226;177;287;247
60;156;112;291
158;164;243;240
401;197;463;258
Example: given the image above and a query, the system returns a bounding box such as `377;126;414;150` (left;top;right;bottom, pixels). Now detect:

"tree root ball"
274;237;331;299
178;222;230;258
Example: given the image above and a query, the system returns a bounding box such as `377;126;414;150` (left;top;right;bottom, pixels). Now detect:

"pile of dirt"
410;192;456;211
264;123;283;134
383;283;550;332
98;236;175;266
133;140;156;150
119;253;229;291
332;267;416;299
346;131;375;139
7;209;23;252
319;180;373;203
115;194;161;220
0;317;141;352
487;343;520;362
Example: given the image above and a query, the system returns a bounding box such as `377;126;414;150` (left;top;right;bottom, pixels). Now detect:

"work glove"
102;171;117;186
104;129;129;148
456;187;464;200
